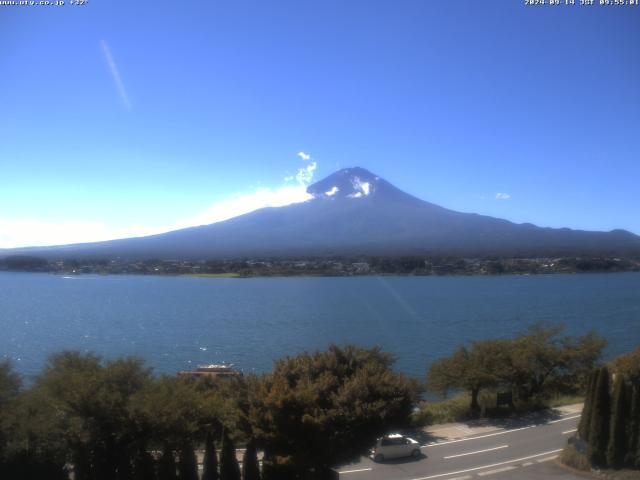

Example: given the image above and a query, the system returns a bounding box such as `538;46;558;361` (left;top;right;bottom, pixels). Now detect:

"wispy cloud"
101;40;131;110
297;151;311;161
495;192;511;200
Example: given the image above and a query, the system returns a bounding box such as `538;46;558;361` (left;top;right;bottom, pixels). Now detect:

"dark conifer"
178;442;198;480
578;369;597;441
587;366;611;467
260;451;276;480
242;440;261;480
606;374;626;467
220;430;241;480
622;384;638;467
202;431;219;480
133;445;156;480
158;445;178;480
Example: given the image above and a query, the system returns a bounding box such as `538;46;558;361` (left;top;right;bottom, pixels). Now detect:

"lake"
1;272;639;381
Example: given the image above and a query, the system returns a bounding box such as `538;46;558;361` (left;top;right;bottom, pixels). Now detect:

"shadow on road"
375;452;428;465
405;408;570;446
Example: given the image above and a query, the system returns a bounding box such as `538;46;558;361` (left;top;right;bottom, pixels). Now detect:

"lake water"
1;272;639;381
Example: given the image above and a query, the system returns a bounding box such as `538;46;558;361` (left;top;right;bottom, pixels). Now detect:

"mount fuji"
3;167;640;259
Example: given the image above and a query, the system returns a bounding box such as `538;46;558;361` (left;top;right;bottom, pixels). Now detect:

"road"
338;412;586;480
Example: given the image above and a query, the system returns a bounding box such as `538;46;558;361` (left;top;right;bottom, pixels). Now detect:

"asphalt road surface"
338;412;586;480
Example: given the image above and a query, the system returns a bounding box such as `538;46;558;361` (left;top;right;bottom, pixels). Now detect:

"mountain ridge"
2;167;639;260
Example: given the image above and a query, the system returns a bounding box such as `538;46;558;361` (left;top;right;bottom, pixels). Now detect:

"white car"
371;434;421;462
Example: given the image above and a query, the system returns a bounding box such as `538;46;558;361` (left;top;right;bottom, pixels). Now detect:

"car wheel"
374;453;384;462
411;449;420;458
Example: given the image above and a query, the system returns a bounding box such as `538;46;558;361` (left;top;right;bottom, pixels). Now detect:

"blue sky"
1;1;639;247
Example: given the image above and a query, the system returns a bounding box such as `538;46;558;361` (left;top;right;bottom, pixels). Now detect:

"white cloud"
174;185;313;229
1;154;321;248
184;156;318;228
297;151;311;161
101;40;131;110
495;192;511;200
294;161;317;186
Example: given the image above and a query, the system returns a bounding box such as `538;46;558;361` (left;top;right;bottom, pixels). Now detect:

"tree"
611;347;640;386
132;443;156;480
242;440;260;480
178;441;198;480
587;366;610;467
158;445;178;480
577;369;598;442
504;325;605;401
250;345;420;476
219;430;241;480
0;387;69;480
427;340;508;414
32;351;152;480
606;374;627;467
626;385;640;467
202;431;219;480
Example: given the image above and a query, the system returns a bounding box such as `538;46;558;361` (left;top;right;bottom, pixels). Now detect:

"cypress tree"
606;375;626;467
623;384;638;467
242;440;261;480
158;445;178;480
634;385;640;469
587;366;611;467
260;451;276;480
133;445;156;480
578;369;597;441
202;431;219;480
220;430;241;480
177;442;198;480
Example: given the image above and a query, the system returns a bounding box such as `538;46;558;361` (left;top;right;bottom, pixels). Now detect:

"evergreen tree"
260;451;276;480
578;369;597;441
587;366;611;467
178;442;198;480
202;431;219;480
624;385;640;468
132;445;156;480
606;375;626;467
220;430;241;480
158;445;178;480
634;385;640;469
242;440;260;480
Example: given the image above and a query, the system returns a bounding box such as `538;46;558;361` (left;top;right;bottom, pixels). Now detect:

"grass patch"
185;273;241;278
411;392;487;425
544;394;584;408
560;444;591;471
412;392;584;427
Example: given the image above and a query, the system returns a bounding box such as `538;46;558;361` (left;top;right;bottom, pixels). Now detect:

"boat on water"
178;363;242;379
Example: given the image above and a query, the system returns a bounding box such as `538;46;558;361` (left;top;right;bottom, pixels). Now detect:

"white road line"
477;466;517;476
444;445;509;459
422;412;581;449
410;448;563;480
339;468;373;474
536;455;559;463
422;426;534;448
562;428;577;434
549;414;581;423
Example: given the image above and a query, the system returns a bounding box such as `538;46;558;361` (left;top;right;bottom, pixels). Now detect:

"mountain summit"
308;167;386;199
3;167;640;259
